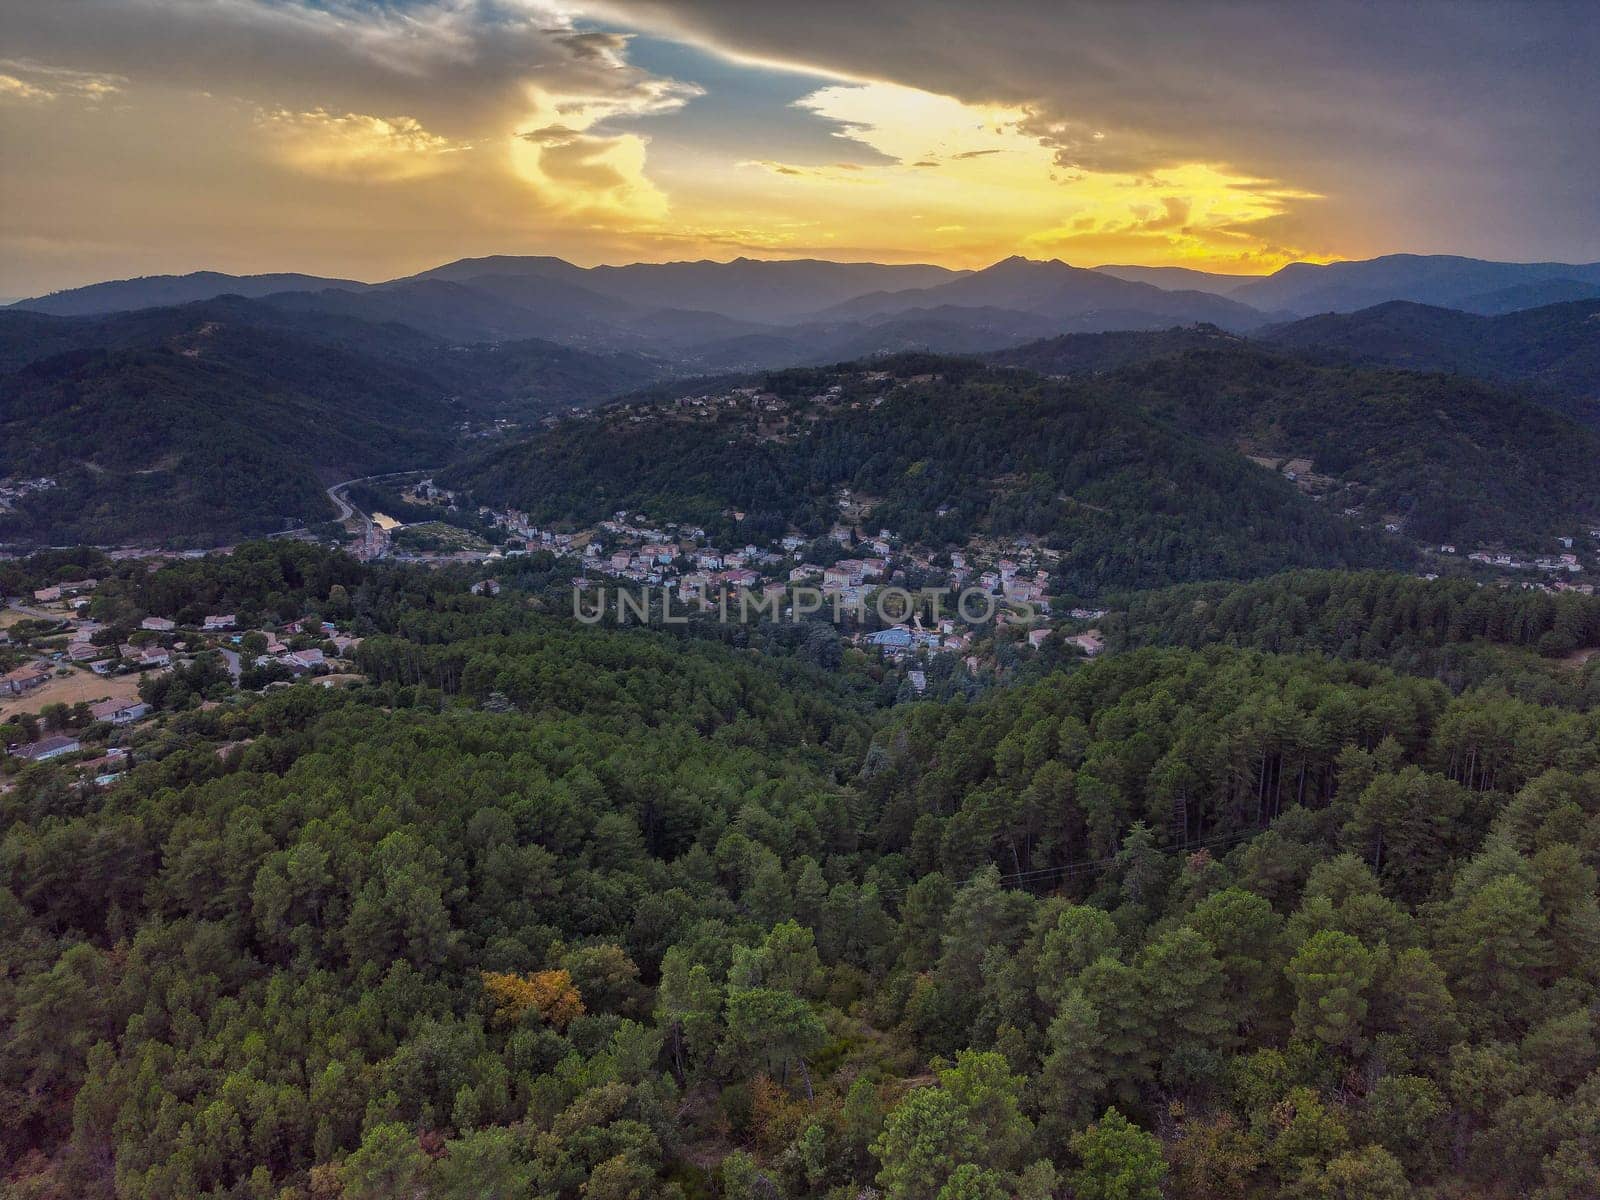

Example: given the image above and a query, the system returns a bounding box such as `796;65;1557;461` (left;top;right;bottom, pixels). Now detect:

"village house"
281;648;325;672
32;585;62;603
90;698;151;726
1065;629;1106;657
140;616;176;632
3;664;51;696
11;734;81;761
823;561;865;591
203;614;237;631
1028;628;1052;649
10;734;81;761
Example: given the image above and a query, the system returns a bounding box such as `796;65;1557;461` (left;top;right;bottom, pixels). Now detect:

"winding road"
269;469;438;539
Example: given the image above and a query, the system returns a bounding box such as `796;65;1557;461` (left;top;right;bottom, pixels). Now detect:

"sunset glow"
0;1;1592;295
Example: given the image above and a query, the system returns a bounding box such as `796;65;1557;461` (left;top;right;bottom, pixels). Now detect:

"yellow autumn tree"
481;968;585;1030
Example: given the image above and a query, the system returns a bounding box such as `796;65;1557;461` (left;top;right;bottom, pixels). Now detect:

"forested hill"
1103;569;1600;698
1079;346;1600;545
0;300;669;547
5;548;1600;1198
987;324;1248;376
446;356;1404;593
1259;299;1600;421
0;348;446;546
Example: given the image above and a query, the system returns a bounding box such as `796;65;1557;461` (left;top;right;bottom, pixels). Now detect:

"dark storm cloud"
593;0;1600;259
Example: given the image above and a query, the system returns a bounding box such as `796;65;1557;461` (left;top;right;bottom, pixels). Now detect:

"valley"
5;250;1600;1200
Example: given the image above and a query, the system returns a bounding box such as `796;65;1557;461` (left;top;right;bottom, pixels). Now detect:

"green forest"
5;546;1600;1199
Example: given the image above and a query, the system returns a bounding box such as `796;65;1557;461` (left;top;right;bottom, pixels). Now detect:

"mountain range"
14;252;1600;372
7;249;1600;551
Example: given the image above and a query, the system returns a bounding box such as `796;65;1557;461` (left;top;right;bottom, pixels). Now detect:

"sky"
1;0;1596;297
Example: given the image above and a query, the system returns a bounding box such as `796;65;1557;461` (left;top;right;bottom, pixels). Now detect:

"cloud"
0;0;709;290
0;74;52;103
739;159;878;183
0;58;123;103
744;79;1322;268
587;0;1600;261
260;109;469;182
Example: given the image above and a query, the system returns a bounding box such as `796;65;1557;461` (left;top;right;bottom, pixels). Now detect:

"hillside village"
2;571;361;770
3;369;1596;748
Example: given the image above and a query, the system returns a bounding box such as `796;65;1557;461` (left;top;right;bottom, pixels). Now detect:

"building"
140;616;176;632
824;560;868;590
203;614;237;631
89;699;151;725
282;648;326;672
10;735;81;761
32;585;62;603
3;664;50;696
868;627;915;653
1065;630;1106;657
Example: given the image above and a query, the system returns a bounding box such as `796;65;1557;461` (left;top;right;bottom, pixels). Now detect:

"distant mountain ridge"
813;255;1270;331
14;252;1600;364
1230;254;1600;315
13;270;368;317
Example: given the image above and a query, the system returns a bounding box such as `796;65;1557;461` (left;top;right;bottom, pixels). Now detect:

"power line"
988;826;1263;890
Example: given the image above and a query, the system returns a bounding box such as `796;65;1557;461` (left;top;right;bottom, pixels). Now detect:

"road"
269;469;439;539
6;599;64;621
